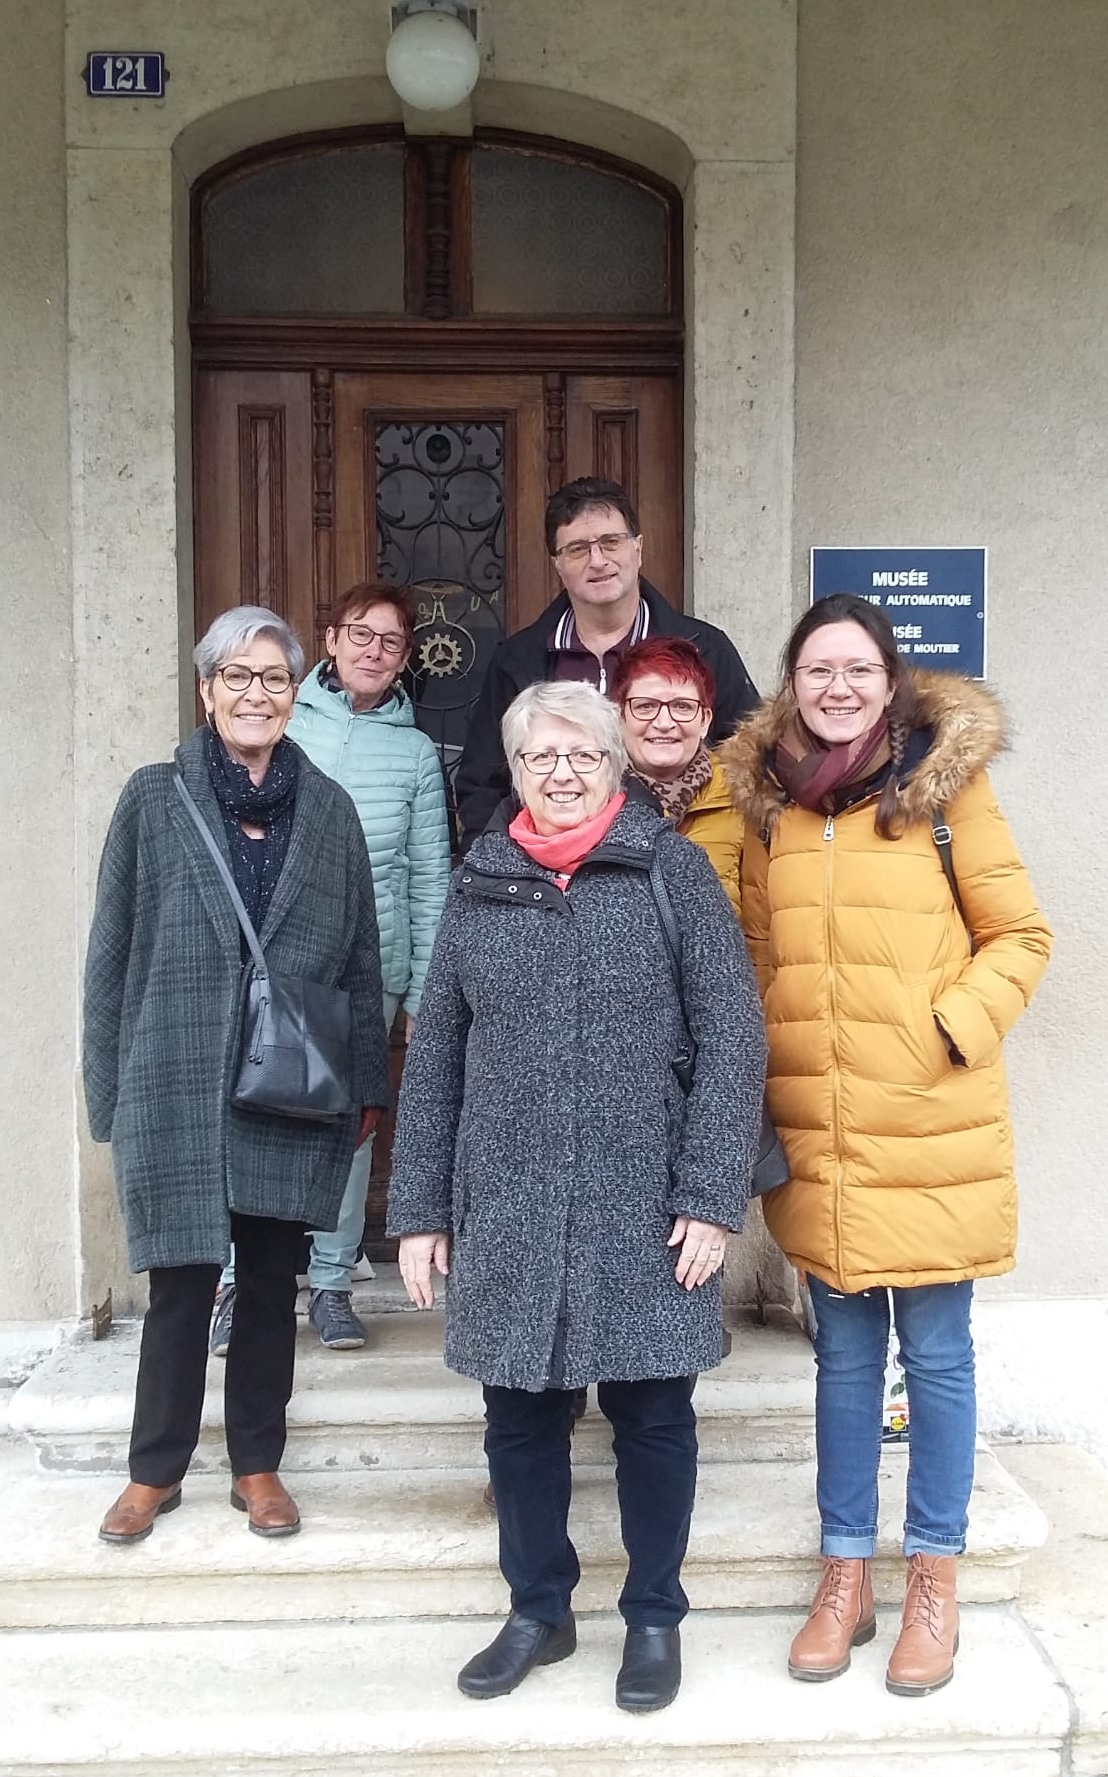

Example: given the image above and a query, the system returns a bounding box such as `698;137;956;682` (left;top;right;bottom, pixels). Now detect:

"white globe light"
386;8;481;112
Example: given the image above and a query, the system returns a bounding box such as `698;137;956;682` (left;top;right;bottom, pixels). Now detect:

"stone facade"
0;0;1099;1337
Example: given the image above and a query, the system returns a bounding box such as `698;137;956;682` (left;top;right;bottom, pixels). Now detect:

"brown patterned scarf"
630;745;714;824
773;713;891;813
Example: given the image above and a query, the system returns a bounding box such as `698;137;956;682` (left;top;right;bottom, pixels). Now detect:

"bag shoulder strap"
932;810;975;953
173;770;268;978
648;839;690;1027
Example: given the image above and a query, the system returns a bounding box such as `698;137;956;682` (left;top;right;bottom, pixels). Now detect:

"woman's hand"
398;1231;451;1308
668;1217;728;1290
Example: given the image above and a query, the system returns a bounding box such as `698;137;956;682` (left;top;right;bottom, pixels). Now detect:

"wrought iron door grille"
374;420;506;833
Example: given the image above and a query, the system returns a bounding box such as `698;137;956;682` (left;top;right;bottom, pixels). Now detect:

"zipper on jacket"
337;714;354;778
823;821;846;1281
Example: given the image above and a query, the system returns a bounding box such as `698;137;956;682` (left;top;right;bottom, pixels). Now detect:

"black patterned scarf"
204;727;299;934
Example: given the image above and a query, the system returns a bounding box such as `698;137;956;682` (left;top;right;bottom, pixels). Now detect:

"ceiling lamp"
386;2;481;113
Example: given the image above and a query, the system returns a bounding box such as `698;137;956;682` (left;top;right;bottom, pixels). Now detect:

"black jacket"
454;578;760;844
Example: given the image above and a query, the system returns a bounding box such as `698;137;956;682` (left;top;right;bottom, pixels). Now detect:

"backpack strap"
932;813;974;952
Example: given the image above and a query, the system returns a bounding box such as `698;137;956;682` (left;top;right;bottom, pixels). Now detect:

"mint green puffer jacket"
287;665;450;1014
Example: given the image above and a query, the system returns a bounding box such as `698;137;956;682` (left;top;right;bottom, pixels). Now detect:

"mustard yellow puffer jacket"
678;754;742;917
720;672;1052;1293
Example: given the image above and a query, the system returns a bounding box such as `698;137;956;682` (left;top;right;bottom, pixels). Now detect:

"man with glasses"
455;484;757;1503
454;477;759;845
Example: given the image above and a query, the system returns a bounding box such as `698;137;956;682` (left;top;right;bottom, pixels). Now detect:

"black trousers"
129;1212;305;1486
483;1375;698;1629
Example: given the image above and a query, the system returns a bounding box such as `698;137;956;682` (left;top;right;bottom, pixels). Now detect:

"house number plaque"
83;53;169;98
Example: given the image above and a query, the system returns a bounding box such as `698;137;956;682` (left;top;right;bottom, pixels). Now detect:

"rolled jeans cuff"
821;1528;877;1560
904;1525;966;1557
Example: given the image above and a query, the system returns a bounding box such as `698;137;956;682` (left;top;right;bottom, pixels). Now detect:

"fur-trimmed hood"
719;669;1006;834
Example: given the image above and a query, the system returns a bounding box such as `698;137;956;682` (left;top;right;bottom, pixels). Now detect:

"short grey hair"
193;606;305;683
501;681;626;800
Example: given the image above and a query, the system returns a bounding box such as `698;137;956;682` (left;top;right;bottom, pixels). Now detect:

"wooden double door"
195;365;682;798
193;360;681;1254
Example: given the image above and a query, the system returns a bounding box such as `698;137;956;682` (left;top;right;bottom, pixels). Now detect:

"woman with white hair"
84;606;389;1546
387;680;766;1714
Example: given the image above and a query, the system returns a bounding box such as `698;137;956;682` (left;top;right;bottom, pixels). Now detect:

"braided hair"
782;593;919;838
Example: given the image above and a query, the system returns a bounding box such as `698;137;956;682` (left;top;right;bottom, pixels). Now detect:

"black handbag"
173;772;355;1124
648;842;789;1197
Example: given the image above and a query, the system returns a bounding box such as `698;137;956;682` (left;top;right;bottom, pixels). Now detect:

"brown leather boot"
788;1556;876;1681
886;1554;959;1696
230;1472;300;1537
98;1481;182;1545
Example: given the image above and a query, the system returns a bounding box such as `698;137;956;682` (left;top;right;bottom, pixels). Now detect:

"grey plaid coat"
83;727;390;1272
387;797;767;1391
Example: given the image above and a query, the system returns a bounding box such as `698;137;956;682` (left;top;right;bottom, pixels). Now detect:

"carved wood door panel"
194;366;683;679
564;374;683;604
193;370;316;655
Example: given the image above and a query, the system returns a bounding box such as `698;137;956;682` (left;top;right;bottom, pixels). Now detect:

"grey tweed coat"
387;797;767;1392
83;727;390;1273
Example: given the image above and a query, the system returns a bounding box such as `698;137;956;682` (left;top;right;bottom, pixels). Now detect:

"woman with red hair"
612;637;742;914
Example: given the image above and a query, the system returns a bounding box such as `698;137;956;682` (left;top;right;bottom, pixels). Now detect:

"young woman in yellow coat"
613;636;742;916
721;594;1051;1700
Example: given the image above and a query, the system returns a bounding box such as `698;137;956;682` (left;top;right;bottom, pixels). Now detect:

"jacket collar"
719;669;1006;832
296;660;414;728
462;793;665;886
538;576;675;644
171;727;338;960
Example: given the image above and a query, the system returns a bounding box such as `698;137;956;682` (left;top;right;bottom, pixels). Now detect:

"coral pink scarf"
508;793;626;889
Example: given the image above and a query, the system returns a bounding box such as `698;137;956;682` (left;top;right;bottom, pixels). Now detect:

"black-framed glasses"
552;531;636;565
622;696;705;724
337;623;409;656
517;748;608;776
217;664;295;694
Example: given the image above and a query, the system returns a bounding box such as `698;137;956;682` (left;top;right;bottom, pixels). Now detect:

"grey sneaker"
309;1289;367;1350
209;1285;235;1358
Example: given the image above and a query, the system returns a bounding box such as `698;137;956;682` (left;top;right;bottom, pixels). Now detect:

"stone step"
0;1609;1070;1776
0;1446;1046;1629
9;1305;819;1475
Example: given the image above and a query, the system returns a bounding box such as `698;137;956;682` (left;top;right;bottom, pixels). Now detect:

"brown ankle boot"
886;1554;959;1696
788;1556;876;1681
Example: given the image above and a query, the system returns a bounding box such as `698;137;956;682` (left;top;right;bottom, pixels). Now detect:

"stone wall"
794;0;1108;1295
0;0;76;1320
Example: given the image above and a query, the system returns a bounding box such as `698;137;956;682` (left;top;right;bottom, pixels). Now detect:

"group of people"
83;476;1052;1715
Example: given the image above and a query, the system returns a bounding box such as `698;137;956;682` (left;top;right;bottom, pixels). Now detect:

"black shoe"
615;1625;682;1713
457;1610;576;1699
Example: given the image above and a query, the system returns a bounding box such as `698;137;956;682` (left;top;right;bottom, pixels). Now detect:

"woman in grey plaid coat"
388;682;766;1714
84;607;389;1546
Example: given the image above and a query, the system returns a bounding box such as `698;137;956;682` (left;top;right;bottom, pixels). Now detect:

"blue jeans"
484;1376;698;1628
807;1275;976;1560
221;992;400;1295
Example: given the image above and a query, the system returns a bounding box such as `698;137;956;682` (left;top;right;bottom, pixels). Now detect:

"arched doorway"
192;126;684;807
191;126;684;1255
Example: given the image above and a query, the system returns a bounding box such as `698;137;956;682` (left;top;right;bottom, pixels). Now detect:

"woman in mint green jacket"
213;582;450;1354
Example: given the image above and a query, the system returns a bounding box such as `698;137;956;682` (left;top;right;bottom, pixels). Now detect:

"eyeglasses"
793;664;888;689
517;748;608;776
338;623;409;656
552;532;636;565
217;664;295;694
622;696;705;724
